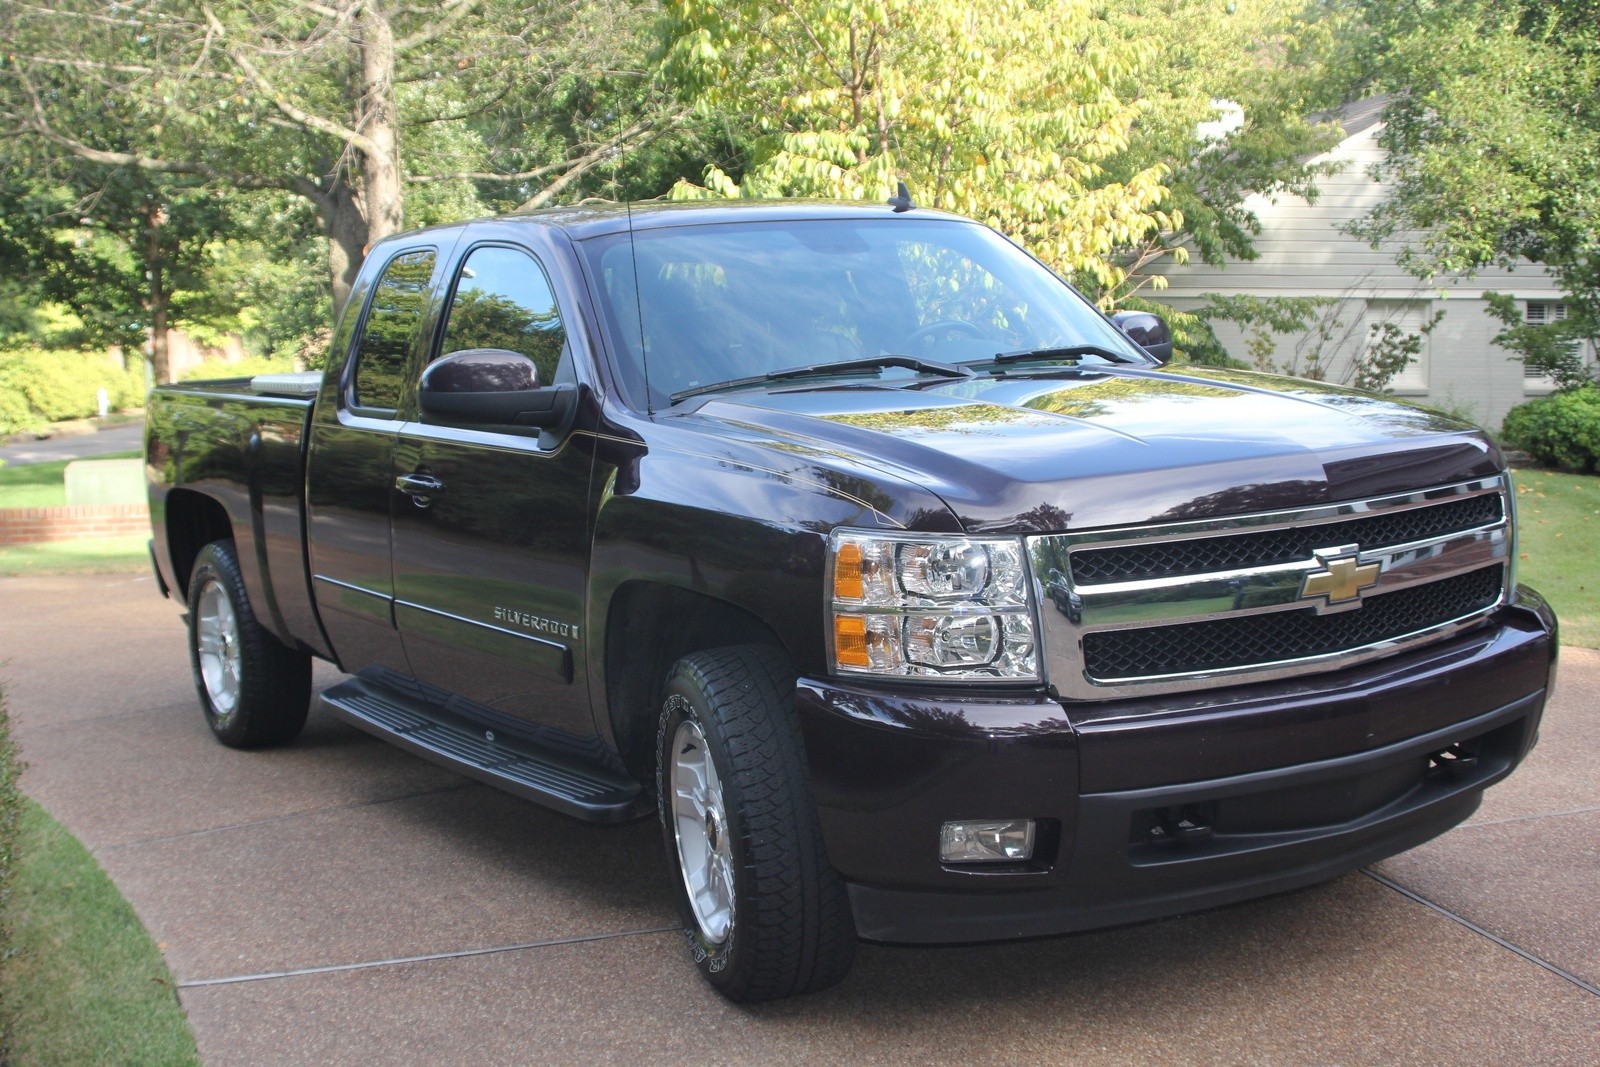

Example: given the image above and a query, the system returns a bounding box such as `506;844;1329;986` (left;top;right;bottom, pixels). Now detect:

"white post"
97;387;110;418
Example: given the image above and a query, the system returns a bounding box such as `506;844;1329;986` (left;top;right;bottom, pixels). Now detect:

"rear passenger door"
389;239;598;740
306;245;447;675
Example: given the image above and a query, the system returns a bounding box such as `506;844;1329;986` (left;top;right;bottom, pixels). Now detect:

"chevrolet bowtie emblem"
1301;548;1381;606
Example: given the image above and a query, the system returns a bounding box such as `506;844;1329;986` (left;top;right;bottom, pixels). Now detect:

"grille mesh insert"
1082;565;1503;681
1070;493;1503;585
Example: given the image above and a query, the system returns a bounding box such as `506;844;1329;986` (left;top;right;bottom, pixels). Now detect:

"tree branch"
16;71;307;196
409;116;655;184
200;5;381;156
516;122;670;210
395;0;481;52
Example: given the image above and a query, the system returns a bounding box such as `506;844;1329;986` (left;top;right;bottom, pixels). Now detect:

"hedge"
178;354;297;382
1500;387;1600;473
0;350;145;436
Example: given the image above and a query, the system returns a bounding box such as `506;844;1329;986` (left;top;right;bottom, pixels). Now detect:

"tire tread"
662;644;856;1001
187;540;311;748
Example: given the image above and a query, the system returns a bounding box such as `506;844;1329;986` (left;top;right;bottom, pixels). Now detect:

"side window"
438;246;568;387
352;249;436;412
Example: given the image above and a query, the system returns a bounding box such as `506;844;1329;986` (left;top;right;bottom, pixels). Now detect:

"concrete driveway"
3;573;1597;1065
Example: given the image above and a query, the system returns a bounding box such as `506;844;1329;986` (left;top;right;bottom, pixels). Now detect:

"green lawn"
0;535;149;577
0;454;149;576
1513;469;1600;649
4;798;199;1065
0;451;141;508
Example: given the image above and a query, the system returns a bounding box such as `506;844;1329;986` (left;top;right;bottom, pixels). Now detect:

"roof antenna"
887;180;915;213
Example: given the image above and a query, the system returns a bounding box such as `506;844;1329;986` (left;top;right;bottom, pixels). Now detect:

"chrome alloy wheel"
669;709;735;945
195;579;242;719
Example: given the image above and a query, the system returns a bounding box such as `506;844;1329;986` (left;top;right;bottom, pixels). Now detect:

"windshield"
578;216;1145;410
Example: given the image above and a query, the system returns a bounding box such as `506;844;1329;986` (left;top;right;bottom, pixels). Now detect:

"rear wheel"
657;645;856;1002
187;540;311;748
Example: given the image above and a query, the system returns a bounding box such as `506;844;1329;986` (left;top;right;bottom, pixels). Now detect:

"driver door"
390;239;597;739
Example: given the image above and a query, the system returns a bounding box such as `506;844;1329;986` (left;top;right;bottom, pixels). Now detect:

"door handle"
395;473;445;505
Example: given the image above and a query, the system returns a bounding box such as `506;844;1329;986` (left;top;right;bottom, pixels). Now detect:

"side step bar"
316;676;649;824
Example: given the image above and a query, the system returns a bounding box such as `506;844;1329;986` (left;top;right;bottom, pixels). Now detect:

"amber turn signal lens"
834;542;864;600
834;615;869;668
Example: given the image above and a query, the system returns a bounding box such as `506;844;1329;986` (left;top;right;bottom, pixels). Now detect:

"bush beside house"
1501;388;1600;473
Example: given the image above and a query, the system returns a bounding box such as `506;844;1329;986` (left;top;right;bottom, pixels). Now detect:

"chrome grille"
1081;565;1504;679
1069;493;1503;584
1027;477;1511;700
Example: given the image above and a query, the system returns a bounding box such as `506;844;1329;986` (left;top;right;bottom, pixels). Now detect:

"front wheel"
187;540;311;748
657;645;857;1002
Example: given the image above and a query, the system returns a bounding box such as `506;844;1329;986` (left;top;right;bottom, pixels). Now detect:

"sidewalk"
3;573;1596;1065
0;422;144;467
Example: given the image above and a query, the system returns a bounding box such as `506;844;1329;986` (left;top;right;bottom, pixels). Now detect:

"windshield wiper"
991;344;1141;365
671;354;974;404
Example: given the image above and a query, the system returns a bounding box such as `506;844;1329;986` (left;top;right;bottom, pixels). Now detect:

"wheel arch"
164;488;234;600
601;580;789;786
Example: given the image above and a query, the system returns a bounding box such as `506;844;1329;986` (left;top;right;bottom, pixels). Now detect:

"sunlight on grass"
5;798;199;1066
0;535;148;577
1513;469;1600;649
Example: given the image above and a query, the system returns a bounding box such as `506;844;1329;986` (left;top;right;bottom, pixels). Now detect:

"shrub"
1500;387;1600;472
0;349;145;435
178;354;297;382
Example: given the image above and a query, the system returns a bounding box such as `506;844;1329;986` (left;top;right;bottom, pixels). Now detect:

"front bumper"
795;592;1556;944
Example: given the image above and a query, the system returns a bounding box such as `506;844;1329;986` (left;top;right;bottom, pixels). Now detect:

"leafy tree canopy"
660;0;1350;303
660;0;1176;295
1351;0;1600;384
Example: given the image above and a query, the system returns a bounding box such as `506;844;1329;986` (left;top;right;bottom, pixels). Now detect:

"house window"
1523;301;1576;392
1365;300;1430;392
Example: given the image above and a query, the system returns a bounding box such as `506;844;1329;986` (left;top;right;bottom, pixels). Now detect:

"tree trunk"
324;185;370;322
142;201;173;385
356;2;404;247
149;297;171;387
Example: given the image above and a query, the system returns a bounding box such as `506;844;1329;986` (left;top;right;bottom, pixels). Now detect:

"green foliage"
178;355;298;383
1354;308;1443;393
1184;293;1439;392
661;0;1176;294
1483;293;1595;392
1501;388;1600;473
660;0;1351;304
1351;0;1600;364
0;350;144;436
1090;0;1353;300
1187;294;1337;369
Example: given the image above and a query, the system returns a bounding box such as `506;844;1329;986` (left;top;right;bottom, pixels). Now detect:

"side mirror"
1111;311;1173;364
418;349;573;429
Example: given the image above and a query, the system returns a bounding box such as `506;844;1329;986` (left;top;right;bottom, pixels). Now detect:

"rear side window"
438;246;568;387
352;249;436;412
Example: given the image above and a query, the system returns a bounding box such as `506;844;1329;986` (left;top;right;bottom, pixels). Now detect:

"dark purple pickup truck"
146;200;1556;1002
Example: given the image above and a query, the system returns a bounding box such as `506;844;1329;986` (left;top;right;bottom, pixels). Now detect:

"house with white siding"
1154;98;1586;428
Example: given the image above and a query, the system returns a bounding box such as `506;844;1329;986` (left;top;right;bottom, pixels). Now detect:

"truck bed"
146;377;329;659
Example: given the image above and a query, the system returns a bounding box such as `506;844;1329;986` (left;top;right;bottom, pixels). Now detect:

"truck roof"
370;198;974;249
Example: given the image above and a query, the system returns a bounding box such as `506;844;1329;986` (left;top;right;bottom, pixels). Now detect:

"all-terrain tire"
657;644;857;1002
186;539;312;748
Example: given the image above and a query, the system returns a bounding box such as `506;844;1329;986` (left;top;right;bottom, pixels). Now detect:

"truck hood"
675;366;1504;533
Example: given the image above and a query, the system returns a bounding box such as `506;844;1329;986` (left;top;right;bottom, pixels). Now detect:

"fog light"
939;819;1035;864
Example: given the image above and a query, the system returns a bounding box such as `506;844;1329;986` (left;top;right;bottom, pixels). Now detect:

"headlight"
828;530;1039;681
